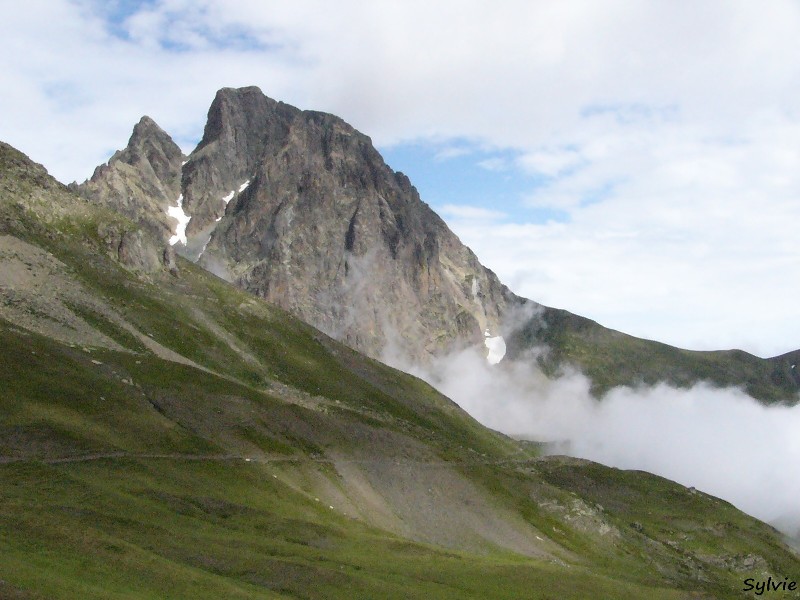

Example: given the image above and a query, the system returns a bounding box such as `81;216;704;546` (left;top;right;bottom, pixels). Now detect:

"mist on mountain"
390;342;800;539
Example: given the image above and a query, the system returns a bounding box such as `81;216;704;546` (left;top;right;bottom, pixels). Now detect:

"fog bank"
400;347;800;538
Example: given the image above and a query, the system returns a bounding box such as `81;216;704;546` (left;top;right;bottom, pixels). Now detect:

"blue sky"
1;0;799;357
380;141;568;226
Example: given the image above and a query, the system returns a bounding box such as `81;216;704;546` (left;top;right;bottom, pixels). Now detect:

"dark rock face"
181;88;299;252
194;88;521;361
79;86;523;362
74;116;185;244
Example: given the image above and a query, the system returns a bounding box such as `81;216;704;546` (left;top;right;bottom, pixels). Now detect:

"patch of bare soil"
0;235;123;349
322;444;565;560
0;234;209;373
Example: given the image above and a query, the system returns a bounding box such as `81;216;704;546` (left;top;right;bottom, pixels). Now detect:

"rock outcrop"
73;116;185;244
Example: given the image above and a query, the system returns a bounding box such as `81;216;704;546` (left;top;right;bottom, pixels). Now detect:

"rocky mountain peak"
104;115;183;187
184;88;521;361
76;86;520;362
73;115;185;244
197;86;283;155
181;87;299;242
124;115;182;178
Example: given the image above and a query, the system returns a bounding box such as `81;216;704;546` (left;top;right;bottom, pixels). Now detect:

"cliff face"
180;88;299;248
203;101;519;361
78;87;521;362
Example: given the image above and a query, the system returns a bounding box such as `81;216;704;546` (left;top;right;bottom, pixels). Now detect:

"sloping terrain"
507;306;800;403
2;143;800;598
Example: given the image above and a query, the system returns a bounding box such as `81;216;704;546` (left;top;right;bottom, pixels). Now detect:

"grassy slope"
1;141;799;598
6;321;783;600
507;306;800;403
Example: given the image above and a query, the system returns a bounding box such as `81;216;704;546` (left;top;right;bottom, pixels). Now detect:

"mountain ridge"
71;86;800;403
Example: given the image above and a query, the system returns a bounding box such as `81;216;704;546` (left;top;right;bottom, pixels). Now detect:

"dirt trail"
0;451;541;467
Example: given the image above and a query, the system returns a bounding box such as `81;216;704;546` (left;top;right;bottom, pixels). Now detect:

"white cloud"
433;146;472;161
516;147;583;178
445;112;800;356
438;204;508;222
476;157;510;172
405;346;800;535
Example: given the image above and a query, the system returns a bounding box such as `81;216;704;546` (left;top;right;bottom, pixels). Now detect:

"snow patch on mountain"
484;329;506;364
167;194;190;246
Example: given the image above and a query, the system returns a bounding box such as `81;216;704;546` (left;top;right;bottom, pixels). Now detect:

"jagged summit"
79;86;520;362
73;114;185;243
180;87;300;242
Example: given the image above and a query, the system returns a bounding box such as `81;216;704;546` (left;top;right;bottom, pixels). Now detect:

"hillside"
2;142;800;598
507;306;800;403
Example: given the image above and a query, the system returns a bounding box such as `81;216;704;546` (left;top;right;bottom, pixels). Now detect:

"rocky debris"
162;245;179;275
0;234;124;350
1;142;89;225
538;495;621;540
97;223;161;273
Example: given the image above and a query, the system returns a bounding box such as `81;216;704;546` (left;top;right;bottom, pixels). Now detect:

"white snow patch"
484;333;506;365
181;160;187;166
222;190;235;204
215;216;222;222
166;194;191;246
238;180;250;192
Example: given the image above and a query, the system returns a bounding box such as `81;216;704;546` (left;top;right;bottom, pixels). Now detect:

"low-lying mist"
393;345;800;539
